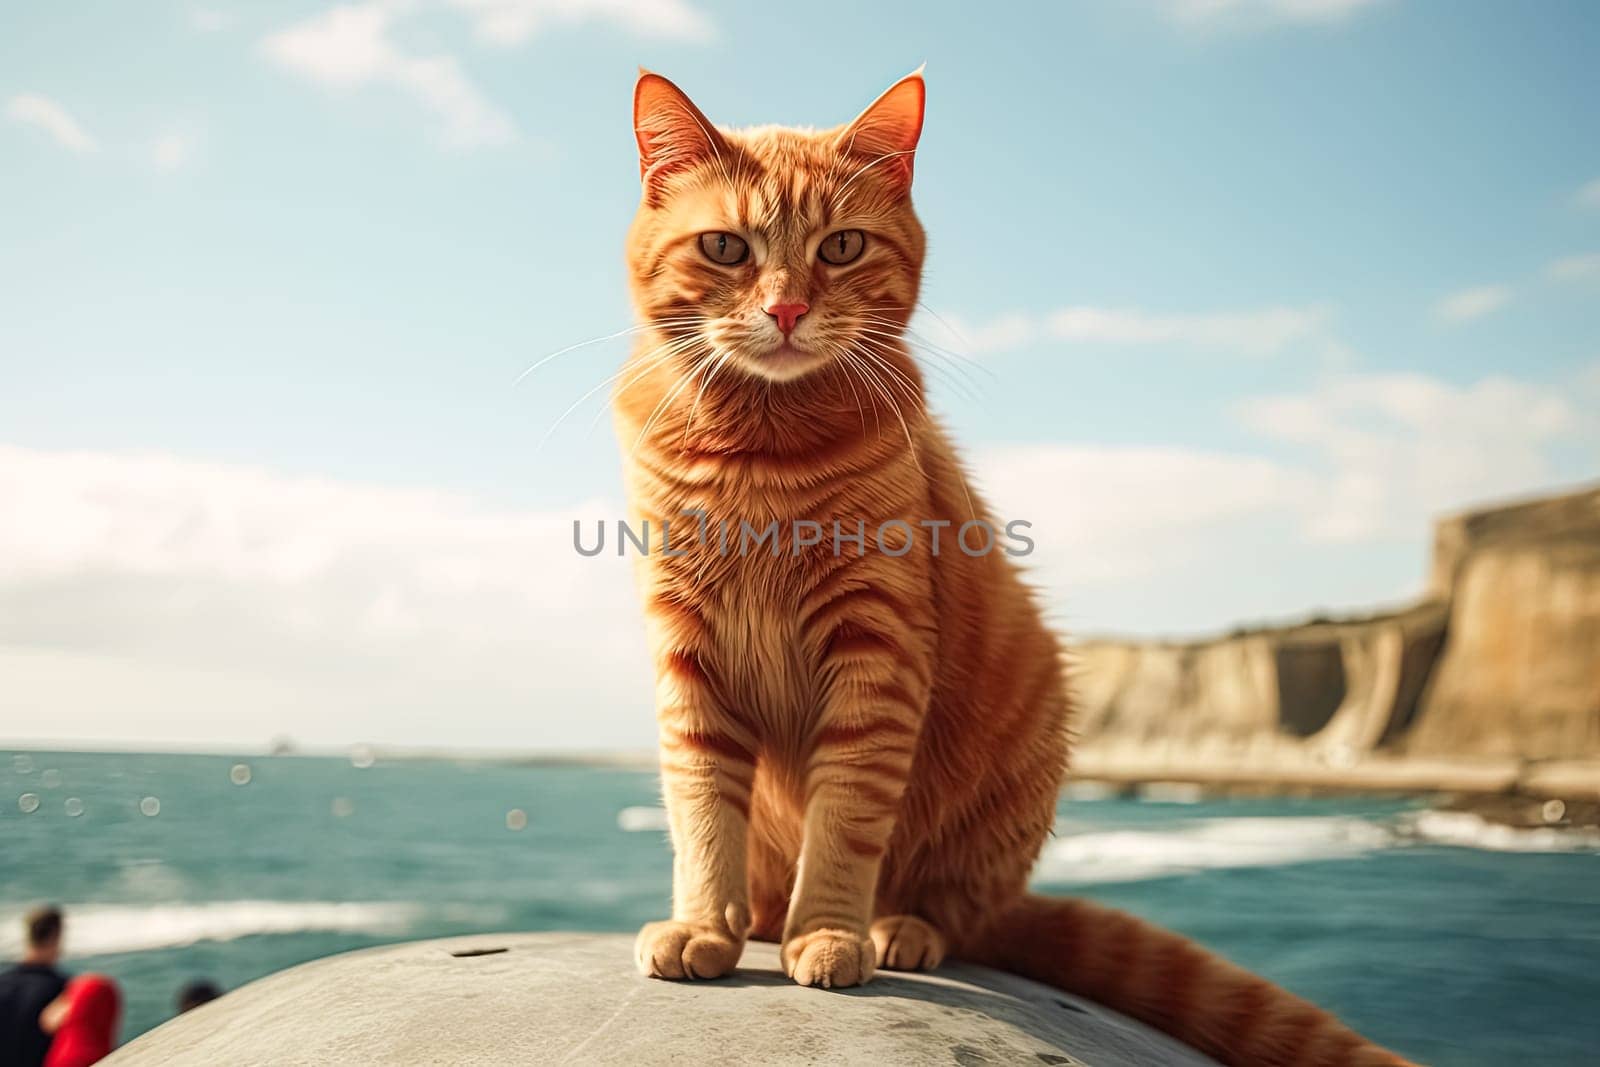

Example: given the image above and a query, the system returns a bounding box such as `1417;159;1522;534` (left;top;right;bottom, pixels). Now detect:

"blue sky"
2;0;1597;751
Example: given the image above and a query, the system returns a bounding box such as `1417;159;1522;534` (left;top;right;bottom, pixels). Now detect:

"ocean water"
3;752;1598;1065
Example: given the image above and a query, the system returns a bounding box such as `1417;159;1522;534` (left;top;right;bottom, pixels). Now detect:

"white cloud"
968;437;1410;636
948;304;1329;357
261;1;517;150
5;93;98;154
979;365;1595;619
446;0;714;46
1546;253;1600;283
0;445;649;750
149;130;201;172
260;0;714;148
1238;370;1588;542
262;2;410;87
2;440;1312;744
1049;305;1327;354
1166;0;1386;27
1433;284;1511;323
3;359;1589;748
940;312;1038;354
1574;177;1600;211
977;444;1297;587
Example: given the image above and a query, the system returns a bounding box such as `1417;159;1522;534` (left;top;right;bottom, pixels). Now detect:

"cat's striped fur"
614;70;1413;1067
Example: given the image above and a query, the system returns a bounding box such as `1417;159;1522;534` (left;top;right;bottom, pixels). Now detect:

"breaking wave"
1399;810;1600;854
0;900;422;958
1035;810;1600;886
1035;816;1394;885
616;805;670;832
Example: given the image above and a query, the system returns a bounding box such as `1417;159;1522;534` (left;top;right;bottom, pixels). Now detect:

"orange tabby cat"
614;69;1411;1067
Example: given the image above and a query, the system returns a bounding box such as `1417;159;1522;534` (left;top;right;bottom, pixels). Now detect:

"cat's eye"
698;232;749;266
818;230;866;266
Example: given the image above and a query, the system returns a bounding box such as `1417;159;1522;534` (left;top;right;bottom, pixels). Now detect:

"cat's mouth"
746;340;826;382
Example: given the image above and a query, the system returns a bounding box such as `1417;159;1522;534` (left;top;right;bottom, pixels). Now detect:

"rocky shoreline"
1070;485;1600;806
1436;792;1600;833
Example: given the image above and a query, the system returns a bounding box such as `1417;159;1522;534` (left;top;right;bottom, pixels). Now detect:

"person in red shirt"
39;976;120;1067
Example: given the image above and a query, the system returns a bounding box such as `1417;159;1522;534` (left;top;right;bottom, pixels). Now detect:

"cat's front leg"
635;665;756;981
782;613;930;988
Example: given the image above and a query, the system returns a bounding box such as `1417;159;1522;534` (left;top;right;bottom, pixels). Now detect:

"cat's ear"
834;69;925;191
634;71;728;200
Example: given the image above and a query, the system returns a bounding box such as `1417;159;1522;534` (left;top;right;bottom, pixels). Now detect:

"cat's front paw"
782;928;876;989
635;919;743;980
871;914;947;971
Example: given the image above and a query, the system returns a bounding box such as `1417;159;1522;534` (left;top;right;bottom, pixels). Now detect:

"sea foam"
616;805;670;832
0;900;420;958
1035;809;1600;886
1399;810;1600;854
1034;815;1394;885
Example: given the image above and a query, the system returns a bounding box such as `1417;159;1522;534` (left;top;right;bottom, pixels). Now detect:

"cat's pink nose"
765;302;809;335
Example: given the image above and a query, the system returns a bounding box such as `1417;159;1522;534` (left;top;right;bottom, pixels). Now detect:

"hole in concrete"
450;947;509;958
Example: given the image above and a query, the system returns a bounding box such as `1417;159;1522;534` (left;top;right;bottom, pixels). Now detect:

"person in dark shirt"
0;906;69;1067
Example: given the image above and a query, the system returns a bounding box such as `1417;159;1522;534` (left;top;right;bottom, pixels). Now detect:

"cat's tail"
966;894;1416;1067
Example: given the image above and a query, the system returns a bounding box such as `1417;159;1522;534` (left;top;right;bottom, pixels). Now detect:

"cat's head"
626;71;927;384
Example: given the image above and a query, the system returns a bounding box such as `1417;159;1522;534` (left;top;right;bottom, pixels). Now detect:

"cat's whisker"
814;339;872;437
845;335;920;394
540;335;703;452
843;344;925;476
608;333;703;403
850;323;961;366
851;343;925;418
680;345;736;445
630;369;694;457
586;349;690;436
893;300;971;351
597;359;684;434
604;336;705;421
853;307;985;357
850;323;987;402
850;338;977;519
513;317;705;386
828;344;872;437
838;351;887;439
847;327;965;394
852;333;983;404
632;345;719;458
857;314;992;378
849;310;977;364
885;355;978;407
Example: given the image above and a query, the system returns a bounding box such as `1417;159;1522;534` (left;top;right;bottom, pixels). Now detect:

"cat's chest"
626;447;918;729
718;581;807;724
676;541;818;727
